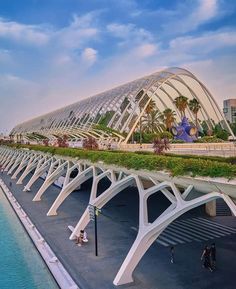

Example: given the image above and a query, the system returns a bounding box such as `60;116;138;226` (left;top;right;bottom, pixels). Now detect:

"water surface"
0;188;59;289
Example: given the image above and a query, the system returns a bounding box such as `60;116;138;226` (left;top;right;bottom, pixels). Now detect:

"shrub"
5;143;236;178
215;130;229;141
132;131;172;144
43;139;49;146
56;135;68;147
142;133;159;143
134;151;153;155
165;153;230;163
195;136;224;143
171;139;185;143
83;137;98;150
153;138;170;155
159;131;173;139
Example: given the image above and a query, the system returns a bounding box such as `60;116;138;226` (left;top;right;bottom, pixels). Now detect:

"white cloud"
55;12;99;50
134;43;157;58
71;13;96;28
169;30;236;53
198;0;218;19
0;5;235;134
54;54;72;65
107;23;135;38
81;47;97;65
1;73;22;83
0;12;99;50
184;56;236;108
107;22;153;44
162;0;220;34
0;73;43;131
189;0;218;29
0;18;50;45
57;25;98;50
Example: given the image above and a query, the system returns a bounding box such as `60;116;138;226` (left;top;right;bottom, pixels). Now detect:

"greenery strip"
7;144;236;179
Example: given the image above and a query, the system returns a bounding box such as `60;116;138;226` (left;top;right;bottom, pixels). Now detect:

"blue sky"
0;0;236;132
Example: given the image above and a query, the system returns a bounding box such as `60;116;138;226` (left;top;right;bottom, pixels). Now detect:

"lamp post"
88;204;101;256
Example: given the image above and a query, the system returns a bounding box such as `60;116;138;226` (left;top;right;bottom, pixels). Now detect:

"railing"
119;142;236;156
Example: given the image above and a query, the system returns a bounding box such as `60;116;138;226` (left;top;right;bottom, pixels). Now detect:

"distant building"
223;99;236;123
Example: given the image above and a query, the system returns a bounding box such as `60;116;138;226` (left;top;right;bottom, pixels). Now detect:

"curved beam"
47;166;94;216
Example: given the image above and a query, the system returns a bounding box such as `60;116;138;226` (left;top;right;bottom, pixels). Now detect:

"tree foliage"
153;137;170;155
162;109;176;130
145;99;156;114
9;143;236;178
174;96;188;117
83;136;98;150
98;111;115;126
56;135;68;147
43;139;49;146
142;110;164;133
194;136;224;143
189;98;201;129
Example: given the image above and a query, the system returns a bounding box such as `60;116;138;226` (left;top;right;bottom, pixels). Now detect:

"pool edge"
0;178;80;289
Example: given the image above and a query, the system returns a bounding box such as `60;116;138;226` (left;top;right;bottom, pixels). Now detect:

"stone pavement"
1;172;236;289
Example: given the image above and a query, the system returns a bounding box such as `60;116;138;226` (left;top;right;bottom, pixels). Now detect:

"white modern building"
10;67;234;143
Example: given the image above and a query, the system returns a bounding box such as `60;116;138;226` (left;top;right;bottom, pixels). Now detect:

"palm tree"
145;99;156;115
142;110;164;133
162;108;176;131
174;96;188;118
138;96;153;145
188;98;201;129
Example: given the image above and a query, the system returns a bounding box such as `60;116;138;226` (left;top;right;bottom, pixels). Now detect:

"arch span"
10;67;234;143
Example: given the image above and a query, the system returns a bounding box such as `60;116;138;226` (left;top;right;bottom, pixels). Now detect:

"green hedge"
6;144;236;179
165;153;236;165
195;136;224;143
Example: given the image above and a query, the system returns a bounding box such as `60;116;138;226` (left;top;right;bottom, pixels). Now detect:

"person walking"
210;243;216;270
201;245;213;272
170;246;175;263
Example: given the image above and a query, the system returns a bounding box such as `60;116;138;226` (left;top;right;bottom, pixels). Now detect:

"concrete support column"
47;166;94;216
16;155;41;184
33;161;68;201
205;199;216;216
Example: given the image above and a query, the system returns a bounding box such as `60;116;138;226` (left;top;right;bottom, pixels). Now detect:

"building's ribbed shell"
10;67;233;142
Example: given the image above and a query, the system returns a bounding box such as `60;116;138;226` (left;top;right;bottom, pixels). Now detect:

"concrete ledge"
0;178;80;289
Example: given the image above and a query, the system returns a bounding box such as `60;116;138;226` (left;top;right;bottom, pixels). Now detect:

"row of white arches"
0;146;236;285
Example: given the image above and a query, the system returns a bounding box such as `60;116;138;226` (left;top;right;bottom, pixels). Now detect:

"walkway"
1;173;236;289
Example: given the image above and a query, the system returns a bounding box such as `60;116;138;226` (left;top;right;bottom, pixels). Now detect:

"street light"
88;204;101;256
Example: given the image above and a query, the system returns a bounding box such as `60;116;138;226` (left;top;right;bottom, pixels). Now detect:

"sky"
0;0;236;133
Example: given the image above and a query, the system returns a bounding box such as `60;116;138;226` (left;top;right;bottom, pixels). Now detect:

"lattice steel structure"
10;67;234;143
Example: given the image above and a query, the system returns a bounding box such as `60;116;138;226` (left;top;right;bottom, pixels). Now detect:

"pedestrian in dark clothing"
9;181;12;187
170;246;175;263
201;245;213;272
210;243;216;269
76;230;85;247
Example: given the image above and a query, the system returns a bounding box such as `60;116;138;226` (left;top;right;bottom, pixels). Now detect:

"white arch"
113;181;236;285
9;67;233;142
47;165;94;216
23;157;54;191
33;160;69;201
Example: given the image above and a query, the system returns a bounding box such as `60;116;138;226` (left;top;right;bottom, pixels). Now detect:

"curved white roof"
10;67;233;142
